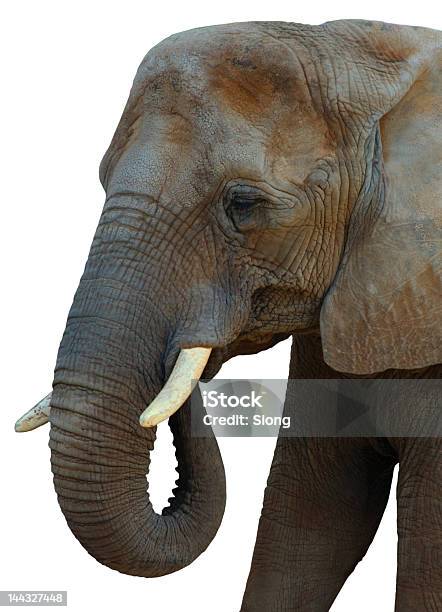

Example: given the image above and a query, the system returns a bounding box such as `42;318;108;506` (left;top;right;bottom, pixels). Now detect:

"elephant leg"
241;436;396;612
393;438;442;611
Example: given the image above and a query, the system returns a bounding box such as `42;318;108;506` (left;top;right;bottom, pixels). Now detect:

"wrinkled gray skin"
48;20;441;611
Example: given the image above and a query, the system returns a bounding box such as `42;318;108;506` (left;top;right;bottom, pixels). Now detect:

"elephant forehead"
136;24;314;116
127;27;334;179
102;25;338;195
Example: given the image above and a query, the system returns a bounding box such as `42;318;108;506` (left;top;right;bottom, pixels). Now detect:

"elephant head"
15;20;441;577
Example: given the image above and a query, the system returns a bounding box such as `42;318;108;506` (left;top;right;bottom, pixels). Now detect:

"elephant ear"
320;21;442;374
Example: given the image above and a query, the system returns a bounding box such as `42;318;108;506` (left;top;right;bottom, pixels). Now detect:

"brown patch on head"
163;114;193;146
207;40;299;120
210;59;276;117
340;20;418;64
201;34;336;183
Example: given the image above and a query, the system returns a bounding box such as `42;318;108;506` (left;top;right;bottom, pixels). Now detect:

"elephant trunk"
49;237;226;576
50;390;225;577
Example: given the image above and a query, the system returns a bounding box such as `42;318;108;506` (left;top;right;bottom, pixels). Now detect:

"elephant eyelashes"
225;190;269;232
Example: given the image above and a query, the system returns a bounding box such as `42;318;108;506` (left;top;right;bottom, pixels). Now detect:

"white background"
1;2;440;610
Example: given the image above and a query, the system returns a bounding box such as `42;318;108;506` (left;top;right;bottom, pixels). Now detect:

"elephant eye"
231;194;266;211
225;189;269;232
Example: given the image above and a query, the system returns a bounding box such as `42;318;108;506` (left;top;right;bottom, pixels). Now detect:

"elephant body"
16;19;441;611
243;334;442;610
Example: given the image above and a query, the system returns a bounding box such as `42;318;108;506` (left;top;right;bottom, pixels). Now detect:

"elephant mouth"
134;326;293;428
203;331;294;377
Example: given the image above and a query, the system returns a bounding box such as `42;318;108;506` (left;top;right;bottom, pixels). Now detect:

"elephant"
15;19;441;611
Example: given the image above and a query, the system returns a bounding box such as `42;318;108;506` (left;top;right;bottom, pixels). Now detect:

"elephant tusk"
139;347;212;428
15;392;52;432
